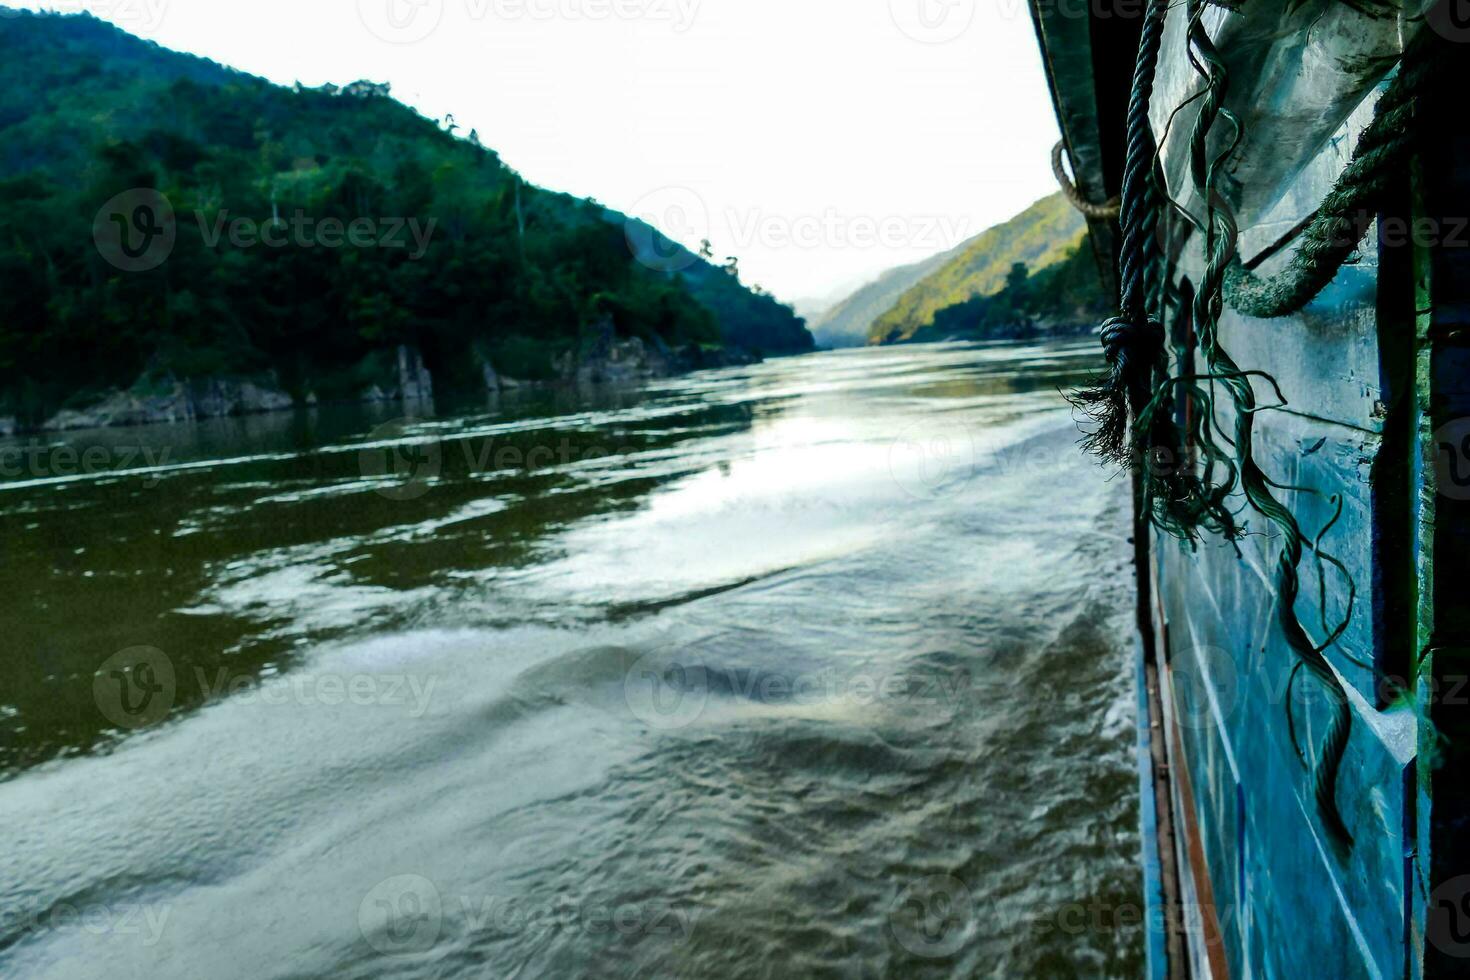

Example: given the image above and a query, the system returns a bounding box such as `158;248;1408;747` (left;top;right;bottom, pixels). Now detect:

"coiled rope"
1070;0;1235;542
1052;141;1120;220
1072;0;1169;466
1224;31;1446;318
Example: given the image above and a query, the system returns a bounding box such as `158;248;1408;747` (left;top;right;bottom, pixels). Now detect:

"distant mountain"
809;247;966;348
0;11;811;428
868;193;1091;345
787;284;856;328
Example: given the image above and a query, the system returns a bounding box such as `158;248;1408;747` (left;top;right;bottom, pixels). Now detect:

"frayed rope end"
1069;315;1164;466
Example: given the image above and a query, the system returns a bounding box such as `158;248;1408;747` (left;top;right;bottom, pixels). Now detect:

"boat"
1028;1;1468;976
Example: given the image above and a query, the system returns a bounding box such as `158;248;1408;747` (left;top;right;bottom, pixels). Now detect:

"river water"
0;341;1142;978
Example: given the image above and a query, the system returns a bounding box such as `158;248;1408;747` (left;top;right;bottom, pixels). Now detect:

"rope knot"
1100;316;1164;364
1071;314;1166;466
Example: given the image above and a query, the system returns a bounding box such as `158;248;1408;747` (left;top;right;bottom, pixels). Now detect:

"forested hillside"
808;247;960;348
0;11;811;427
867;193;1098;345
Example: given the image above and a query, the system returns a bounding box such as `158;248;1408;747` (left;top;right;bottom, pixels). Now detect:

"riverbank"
11;322;764;435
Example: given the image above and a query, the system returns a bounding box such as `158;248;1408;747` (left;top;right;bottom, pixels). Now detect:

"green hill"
908;243;1111;344
809;245;964;348
867;193;1092;345
0;11;811;428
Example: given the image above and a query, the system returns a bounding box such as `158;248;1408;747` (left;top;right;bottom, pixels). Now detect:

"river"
0;340;1142;978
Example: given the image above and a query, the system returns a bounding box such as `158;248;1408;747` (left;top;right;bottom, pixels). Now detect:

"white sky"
20;0;1061;303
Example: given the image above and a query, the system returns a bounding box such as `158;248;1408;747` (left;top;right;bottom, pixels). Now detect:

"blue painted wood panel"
1137;6;1429;974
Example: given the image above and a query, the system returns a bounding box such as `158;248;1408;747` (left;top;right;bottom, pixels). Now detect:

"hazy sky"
19;0;1060;303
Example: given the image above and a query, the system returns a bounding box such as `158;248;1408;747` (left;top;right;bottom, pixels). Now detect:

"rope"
1052;141;1120;220
1118;3;1167;325
1223;31;1445;318
1071;0;1169;466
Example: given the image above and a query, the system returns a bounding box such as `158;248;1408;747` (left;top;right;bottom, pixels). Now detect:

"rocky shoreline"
4;324;761;436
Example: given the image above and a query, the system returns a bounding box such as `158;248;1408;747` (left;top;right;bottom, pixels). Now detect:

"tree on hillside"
1006;262;1029;294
